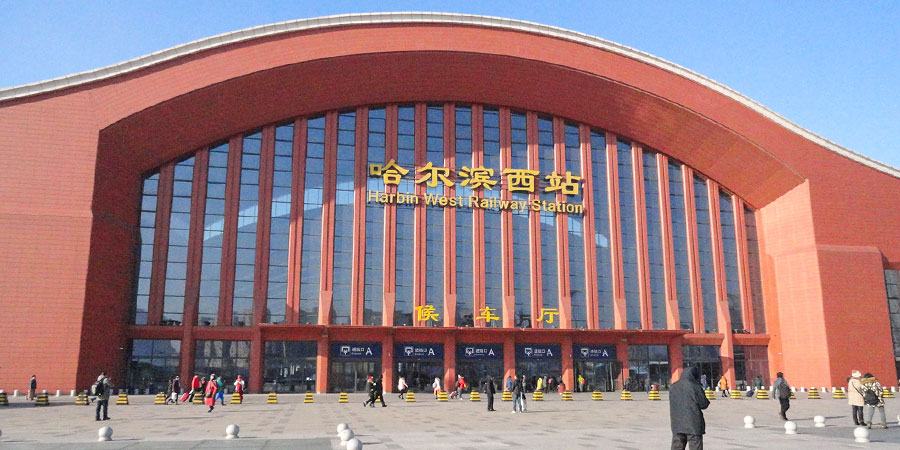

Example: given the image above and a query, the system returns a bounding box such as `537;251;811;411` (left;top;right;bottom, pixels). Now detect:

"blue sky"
2;1;898;167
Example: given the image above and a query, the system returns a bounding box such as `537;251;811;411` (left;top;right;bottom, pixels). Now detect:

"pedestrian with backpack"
861;372;887;429
92;373;111;421
772;372;791;420
215;376;226;406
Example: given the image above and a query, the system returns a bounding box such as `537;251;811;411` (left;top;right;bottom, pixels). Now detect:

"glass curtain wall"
669;161;693;330
719;190;743;332
299;117;325;324
232;133;261;327
331;112;356;325
194;340;251;385
744;207;766;333
265;124;294;324
627;344;670;391
483;108;503;326
590;131;614;329
694;176;717;333
643;151;666;329
734;345;770;387
455;106;474;327
394;106;416;326
162;159;194;325
510;112;532;328
885;269;900;379
135;173;159;325
364;108;386;326
198;143;229;326
424;105;444;326
537;117;558;329
618;141;641;329
565;124;587;328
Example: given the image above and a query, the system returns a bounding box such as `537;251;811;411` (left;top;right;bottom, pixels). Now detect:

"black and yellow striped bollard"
591;391;604;401
267;392;279;404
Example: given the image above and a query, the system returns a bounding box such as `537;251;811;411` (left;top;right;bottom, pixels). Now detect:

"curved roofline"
2;11;896;179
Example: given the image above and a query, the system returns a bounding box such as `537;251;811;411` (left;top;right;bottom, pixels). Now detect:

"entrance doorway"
574;360;620;392
457;359;504;391
328;360;381;393
396;361;443;392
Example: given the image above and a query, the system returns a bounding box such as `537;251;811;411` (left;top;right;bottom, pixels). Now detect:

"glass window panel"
643;150;666;329
538;117;559;329
618;141;641;329
565;124;587;329
669;161;693;330
590;131;614;329
694;176;717;333
300;116;326;324
511;112;531;328
719;190;743;331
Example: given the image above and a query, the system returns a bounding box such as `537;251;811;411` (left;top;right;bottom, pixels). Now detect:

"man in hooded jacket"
669;367;710;450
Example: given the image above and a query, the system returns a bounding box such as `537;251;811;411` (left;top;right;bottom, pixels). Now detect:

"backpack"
863;387;879;406
91;380;105;396
776;382;791;399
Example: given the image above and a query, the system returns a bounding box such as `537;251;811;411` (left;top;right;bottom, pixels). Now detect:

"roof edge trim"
2;11;896;179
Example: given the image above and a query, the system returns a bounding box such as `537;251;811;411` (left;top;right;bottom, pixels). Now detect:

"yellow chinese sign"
475;307;501;323
368;162;581;196
415;305;440;322
538;308;559;324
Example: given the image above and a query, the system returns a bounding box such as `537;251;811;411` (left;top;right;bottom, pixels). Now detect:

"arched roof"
2;12;895;183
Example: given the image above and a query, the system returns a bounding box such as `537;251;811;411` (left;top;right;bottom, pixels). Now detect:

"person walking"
848;370;865;425
188;374;201;403
485;376;496;412
28;375;37;401
363;376;376;407
699;374;708;391
772;372;791;420
93;373;112;421
519;375;528;412
861;372;887;429
535;376;543;394
718;375;728;398
397;376;408;399
455;374;466;400
204;374;218;413
669;367;709;450
214;376;226;406
577;374;585;393
512;374;523;413
373;376;387;407
505;375;513;393
432;376;442;399
233;375;245;403
167;376;180;404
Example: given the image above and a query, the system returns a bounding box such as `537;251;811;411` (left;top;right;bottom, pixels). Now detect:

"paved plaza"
1;392;899;448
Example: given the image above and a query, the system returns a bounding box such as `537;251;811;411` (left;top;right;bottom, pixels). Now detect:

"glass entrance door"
328;361;380;393
457;359;504;391
396;361;444;392
574;360;620;392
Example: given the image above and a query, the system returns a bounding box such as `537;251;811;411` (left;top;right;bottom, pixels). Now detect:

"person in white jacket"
432;377;441;398
397;376;409;399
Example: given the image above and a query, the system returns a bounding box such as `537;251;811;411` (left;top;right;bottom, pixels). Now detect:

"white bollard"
12;390;18;397
225;424;240;439
340;429;355;446
744;416;756;429
347;437;363;450
896;414;900;426
854;426;870;443
98;426;113;442
55;390;60;397
337;423;349;436
70;390;76;396
784;421;797;435
814;416;825;427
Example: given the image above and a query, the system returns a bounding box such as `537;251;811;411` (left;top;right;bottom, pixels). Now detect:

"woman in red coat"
204;374;218;413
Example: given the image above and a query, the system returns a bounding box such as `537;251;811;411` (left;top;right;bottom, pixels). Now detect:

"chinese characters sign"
368;160;584;214
515;344;560;360
415;306;502;324
331;342;382;359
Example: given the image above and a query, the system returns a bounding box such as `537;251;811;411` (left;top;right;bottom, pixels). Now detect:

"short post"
70;390;76;396
225;424;240;439
340;429;355;446
743;416;755;429
12;390;17;397
347;437;363;450
337;423;349;436
854;426;870;443
98;426;113;442
814;416;825;428
55;390;60;397
784;421;797;435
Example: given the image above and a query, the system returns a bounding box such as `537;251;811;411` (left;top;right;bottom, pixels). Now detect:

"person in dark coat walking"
485;377;496;411
772;372;791;420
373;376;387;407
669;367;710;450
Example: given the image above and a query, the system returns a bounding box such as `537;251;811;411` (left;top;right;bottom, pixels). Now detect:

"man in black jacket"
669;367;710;450
485;377;496;411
